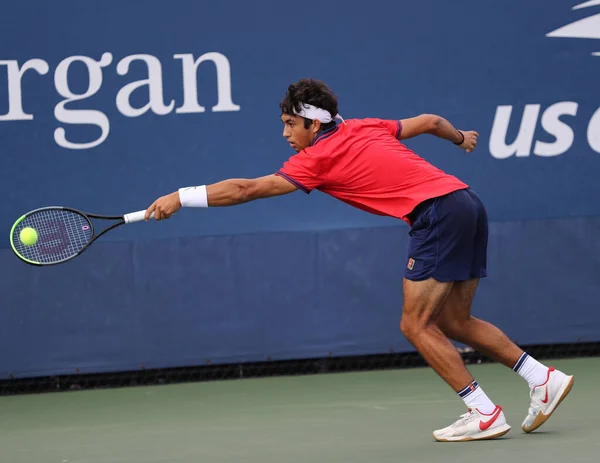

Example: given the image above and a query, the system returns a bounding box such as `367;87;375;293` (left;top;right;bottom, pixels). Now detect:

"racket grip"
124;210;154;223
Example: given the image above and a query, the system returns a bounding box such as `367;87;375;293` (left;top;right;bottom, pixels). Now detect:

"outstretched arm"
205;175;298;206
399;114;479;152
144;174;298;221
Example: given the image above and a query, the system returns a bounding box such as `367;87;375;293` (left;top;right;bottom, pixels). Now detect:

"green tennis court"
0;357;598;463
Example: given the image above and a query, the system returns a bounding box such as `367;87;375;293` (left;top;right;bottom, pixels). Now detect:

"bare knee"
400;277;453;342
400;315;415;340
400;312;430;342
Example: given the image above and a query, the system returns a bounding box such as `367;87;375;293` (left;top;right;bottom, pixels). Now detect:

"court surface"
0;357;598;463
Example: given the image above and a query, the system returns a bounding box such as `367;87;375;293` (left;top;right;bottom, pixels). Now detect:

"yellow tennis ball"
20;227;38;246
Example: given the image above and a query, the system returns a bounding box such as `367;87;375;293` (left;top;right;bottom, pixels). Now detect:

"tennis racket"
10;206;155;266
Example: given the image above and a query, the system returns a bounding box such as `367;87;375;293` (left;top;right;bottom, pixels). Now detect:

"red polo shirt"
275;118;468;225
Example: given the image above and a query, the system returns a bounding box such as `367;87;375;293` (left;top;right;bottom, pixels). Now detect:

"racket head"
10;207;96;266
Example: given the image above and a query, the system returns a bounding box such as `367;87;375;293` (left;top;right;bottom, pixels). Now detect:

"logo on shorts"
407;258;415;270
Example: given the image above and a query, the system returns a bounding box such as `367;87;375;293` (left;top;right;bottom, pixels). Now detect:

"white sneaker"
433;406;511;442
521;366;574;433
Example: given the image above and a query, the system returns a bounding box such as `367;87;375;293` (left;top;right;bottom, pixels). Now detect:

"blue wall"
1;0;599;379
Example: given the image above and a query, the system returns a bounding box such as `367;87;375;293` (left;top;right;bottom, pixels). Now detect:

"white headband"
293;103;345;124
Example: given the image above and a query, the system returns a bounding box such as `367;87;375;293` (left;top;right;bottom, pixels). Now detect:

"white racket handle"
124;210;154;223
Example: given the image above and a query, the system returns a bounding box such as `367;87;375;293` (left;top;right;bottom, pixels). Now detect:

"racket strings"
13;210;93;264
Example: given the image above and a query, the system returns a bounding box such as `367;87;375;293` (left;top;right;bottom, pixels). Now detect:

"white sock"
513;352;549;389
457;380;496;415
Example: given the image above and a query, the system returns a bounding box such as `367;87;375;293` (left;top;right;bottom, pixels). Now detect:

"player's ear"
311;119;321;134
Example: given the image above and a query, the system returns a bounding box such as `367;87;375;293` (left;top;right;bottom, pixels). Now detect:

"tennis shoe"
433;406;511;442
521;367;574;433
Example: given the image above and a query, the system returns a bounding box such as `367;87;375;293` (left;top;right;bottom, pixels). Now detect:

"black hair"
280;78;339;131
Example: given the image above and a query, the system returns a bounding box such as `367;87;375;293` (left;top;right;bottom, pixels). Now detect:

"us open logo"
488;1;600;160
546;0;600;57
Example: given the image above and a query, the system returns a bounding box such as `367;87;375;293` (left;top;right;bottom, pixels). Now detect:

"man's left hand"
458;130;479;153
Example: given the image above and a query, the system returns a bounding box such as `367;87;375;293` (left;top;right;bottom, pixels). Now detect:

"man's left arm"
145;174;298;221
399;114;479;152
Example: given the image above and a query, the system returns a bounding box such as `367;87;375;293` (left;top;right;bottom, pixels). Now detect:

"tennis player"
145;78;574;442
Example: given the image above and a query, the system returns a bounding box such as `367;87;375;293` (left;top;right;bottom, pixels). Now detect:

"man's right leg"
435;279;575;433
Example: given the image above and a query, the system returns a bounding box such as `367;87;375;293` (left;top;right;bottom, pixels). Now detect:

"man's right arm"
399;114;479;152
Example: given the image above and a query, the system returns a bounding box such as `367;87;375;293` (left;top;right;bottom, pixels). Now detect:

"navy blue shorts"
404;188;488;282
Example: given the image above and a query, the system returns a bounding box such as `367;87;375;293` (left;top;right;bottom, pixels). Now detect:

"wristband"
178;185;208;207
453;130;465;145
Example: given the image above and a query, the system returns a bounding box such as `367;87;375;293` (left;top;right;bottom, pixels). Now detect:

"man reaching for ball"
144;78;575;442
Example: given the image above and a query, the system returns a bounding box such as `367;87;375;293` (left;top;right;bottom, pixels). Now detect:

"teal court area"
1;358;598;463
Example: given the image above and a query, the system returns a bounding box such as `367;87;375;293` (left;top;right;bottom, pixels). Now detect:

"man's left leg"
400;277;511;442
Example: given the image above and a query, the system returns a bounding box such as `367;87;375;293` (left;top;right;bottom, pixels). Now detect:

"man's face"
281;114;319;152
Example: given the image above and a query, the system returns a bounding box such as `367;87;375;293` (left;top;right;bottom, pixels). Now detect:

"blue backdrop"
1;0;599;379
